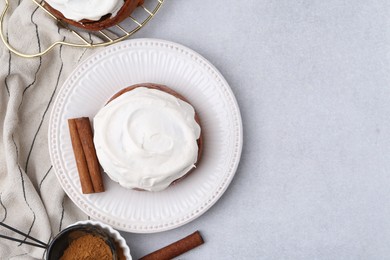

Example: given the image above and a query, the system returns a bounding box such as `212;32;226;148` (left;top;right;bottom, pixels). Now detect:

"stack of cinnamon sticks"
68;117;104;194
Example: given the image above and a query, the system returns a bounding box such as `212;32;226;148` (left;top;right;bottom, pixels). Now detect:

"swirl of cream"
93;87;201;192
45;0;124;21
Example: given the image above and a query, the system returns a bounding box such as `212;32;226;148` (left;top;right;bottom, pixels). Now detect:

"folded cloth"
0;0;100;258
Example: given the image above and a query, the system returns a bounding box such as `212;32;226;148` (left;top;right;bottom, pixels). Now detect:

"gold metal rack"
0;0;164;58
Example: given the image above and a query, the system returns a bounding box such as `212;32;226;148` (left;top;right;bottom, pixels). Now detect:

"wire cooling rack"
0;0;164;58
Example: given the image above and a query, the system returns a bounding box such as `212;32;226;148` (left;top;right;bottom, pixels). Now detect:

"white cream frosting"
93;87;201;192
45;0;124;21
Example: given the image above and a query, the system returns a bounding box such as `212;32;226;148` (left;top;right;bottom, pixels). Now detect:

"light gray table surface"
121;1;390;259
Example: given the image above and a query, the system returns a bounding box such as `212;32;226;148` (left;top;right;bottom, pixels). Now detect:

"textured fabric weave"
0;1;99;258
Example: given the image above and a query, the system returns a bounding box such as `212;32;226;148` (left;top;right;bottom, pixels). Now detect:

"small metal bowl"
46;220;131;260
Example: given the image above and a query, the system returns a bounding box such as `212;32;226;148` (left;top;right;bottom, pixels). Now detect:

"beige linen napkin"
0;1;99;258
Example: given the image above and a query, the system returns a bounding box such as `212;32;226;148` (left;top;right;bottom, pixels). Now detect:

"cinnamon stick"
74;117;105;193
68;118;94;194
139;231;204;260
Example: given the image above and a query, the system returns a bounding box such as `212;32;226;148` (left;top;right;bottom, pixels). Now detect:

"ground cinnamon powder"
60;234;113;260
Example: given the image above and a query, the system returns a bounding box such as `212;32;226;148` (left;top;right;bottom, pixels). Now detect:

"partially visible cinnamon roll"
44;0;144;31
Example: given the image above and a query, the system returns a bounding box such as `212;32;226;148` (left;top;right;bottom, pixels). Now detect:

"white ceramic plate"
48;38;243;233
